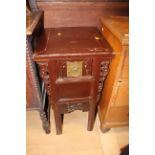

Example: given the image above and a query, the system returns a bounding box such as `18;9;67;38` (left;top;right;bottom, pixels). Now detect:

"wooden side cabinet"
98;16;129;132
33;27;114;134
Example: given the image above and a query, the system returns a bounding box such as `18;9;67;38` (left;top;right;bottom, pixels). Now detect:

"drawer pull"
118;80;123;83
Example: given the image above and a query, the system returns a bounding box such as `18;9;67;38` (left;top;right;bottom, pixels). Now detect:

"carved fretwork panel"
38;63;51;96
58;59;92;78
58;102;89;114
67;103;83;113
97;61;110;102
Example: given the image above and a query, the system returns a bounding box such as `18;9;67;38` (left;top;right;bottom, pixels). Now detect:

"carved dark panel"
38;63;51;96
58;102;89;114
97;61;110;102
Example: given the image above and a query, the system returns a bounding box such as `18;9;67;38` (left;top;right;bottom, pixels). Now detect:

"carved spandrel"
67;103;83;113
97;61;110;102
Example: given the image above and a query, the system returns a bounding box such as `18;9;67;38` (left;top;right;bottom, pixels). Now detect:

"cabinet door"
112;80;129;107
105;46;129;125
105;79;129;125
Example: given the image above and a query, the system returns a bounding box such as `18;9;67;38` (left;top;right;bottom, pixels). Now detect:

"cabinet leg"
87;102;96;131
100;124;110;133
53;108;62;135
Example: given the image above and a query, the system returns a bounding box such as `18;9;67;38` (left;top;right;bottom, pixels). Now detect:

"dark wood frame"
26;0;50;134
33;27;114;134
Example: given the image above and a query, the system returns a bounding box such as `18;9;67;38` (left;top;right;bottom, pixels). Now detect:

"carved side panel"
38;63;51;96
97;61;110;102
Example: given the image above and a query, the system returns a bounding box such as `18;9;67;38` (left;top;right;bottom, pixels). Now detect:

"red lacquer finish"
33;27;114;134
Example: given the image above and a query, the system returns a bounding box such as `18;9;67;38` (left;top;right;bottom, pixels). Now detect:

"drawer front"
57;81;92;100
47;57;110;105
58;102;89;114
56;59;93;101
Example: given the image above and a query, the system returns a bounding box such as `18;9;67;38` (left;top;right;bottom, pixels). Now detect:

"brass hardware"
67;61;83;77
94;36;100;40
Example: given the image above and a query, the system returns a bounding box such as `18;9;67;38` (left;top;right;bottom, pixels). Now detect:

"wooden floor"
27;111;128;155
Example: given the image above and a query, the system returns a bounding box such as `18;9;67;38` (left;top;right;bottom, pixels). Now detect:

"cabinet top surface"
34;27;113;61
101;16;129;45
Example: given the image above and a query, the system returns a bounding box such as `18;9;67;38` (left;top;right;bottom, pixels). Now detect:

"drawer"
56;59;94;101
57;80;92;101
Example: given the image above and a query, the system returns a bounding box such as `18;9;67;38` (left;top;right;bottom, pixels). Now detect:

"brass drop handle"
118;80;123;83
117;80;123;86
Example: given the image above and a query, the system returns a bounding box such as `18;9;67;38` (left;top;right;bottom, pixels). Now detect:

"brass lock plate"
67;61;83;77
